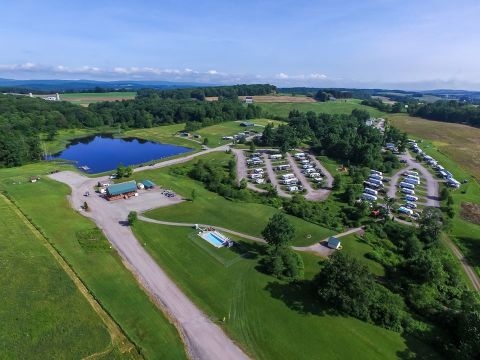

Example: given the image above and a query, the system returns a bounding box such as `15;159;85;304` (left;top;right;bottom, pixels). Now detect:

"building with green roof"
106;180;138;199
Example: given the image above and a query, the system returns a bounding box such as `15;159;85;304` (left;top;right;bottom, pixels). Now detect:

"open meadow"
258;98;387;118
0;163;187;360
0;195;117;359
389;114;480;179
61;92;136;106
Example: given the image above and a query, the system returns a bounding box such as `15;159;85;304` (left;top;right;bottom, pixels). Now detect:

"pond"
46;134;192;173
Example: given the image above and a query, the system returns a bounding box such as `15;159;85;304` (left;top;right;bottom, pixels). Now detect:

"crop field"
258;98;387;118
133;222;435;360
61;92;136;105
0;163;187;360
0;195;118;359
240;95;316;103
389;114;480;179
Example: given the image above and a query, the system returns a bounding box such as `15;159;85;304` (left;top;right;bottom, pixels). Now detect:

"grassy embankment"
389;114;480;276
258;98;387;118
132;221;435;360
0;194;119;359
0;163;187;360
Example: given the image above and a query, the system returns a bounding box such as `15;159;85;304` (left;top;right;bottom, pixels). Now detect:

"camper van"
300;159;310;164
401;188;415;195
405;178;420;185
399;182;415;190
361;193;378;202
405;170;419;176
371;170;383;176
253;168;264;174
405;195;418;202
294;153;305;159
364;188;378;196
405;202;417;209
368;178;383;186
287;185;299;192
269;154;282;160
309;172;321;178
364;181;380;189
249;173;263;179
282;178;298;185
370;173;383;181
281;173;295;180
275;164;290;171
304;168;316;174
302;164;314;169
398;206;413;216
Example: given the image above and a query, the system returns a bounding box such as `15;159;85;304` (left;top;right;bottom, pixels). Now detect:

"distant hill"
0;78;217;93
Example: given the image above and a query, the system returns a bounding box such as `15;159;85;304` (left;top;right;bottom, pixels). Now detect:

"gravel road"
49;171;249;360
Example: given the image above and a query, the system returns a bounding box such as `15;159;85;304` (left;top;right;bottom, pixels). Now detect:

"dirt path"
443;236;480;291
139;216;266;243
263;155;291;198
134;144;229;174
48;171;249;360
0;194;138;358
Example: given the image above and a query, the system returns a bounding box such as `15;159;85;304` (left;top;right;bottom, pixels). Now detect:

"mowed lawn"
0;196;113;359
389;114;480;179
61;92;136;105
131;152;334;246
258;99;387;118
123;123;201;150
195;121;265;146
133;223;435;360
0;163;187;360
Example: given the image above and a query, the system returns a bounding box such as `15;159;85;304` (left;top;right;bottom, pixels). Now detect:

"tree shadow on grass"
229;239;265;261
264;278;330;316
457;236;480;267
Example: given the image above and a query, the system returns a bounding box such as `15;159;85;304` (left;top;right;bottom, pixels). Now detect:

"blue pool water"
203;232;226;247
47;134;191;173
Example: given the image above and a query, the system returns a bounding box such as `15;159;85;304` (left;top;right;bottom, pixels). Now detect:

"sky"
1;0;480;90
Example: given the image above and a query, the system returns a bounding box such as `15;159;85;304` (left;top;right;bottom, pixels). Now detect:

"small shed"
240;121;255;127
327;236;341;250
142;180;156;189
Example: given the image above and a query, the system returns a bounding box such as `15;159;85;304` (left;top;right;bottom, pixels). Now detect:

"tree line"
408;100;480;127
137;84;276;101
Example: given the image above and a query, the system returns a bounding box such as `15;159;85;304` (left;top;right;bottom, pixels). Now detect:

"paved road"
263;155;292;198
387;151;440;207
48;171;249;360
293;227;364;257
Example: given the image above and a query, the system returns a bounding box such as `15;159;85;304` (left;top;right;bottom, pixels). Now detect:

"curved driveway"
49;170;249;360
387;151;440;207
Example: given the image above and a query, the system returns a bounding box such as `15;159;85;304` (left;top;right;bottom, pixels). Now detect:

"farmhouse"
244;96;253;104
327;236;341;250
106;180;138;200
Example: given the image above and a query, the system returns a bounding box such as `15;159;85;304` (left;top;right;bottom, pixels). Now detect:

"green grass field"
133;222;435;360
258;99;387;118
341;234;385;276
61;92;136;105
0;195;117;359
389;114;480;179
122;123;201;150
0;163;187;360
127;152;335;246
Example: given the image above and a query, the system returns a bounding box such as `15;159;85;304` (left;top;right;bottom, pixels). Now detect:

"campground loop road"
231;148;267;194
49;170;249;360
263;154;292;198
387;151;440;207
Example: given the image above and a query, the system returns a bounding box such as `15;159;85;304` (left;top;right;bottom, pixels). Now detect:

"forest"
136;84;276;100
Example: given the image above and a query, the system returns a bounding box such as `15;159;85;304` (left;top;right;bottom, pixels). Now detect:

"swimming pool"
200;231;227;248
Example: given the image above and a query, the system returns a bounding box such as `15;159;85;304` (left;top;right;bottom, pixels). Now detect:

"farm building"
244;97;254;104
240;121;255;127
327;236;341;250
106;180;137;200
